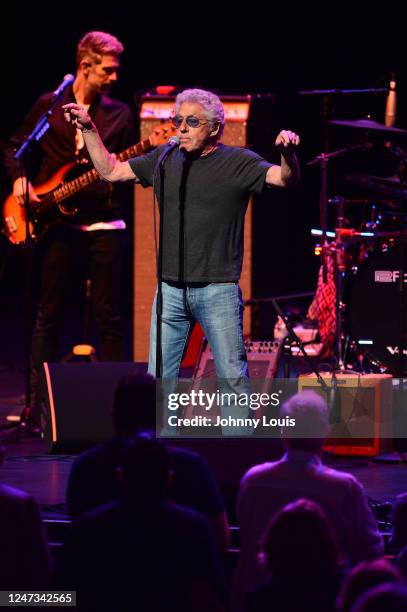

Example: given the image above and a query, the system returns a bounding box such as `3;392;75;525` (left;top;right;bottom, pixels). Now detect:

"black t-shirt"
129;144;272;282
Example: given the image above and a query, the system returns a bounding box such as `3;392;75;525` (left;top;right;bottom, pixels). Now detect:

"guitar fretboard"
32;137;153;213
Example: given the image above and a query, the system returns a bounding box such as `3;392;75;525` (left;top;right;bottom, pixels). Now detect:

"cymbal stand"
333;200;348;372
308;143;370;366
308;142;370;278
307;143;373;426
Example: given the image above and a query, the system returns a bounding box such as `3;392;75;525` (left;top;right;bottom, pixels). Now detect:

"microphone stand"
155;161;165;379
155;142;179;379
271;298;330;396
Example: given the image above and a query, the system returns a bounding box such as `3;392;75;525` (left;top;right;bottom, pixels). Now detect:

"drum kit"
309;113;407;377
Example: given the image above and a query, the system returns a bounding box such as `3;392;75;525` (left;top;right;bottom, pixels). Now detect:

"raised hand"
275;129;300;153
62;103;94;131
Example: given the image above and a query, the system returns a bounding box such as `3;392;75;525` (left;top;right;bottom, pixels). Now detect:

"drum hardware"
270;298;330;392
346;173;407;200
312;157;407;375
384;145;407;377
306;82;407;456
346;242;407;375
310;231;407;375
304;86;395;370
328;197;395;207
328;118;407;136
308;139;374;380
308;143;370;281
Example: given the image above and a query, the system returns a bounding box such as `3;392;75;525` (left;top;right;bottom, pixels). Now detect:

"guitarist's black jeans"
30;224;126;406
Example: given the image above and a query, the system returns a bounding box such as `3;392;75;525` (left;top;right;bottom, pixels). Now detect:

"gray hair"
280;390;329;441
175;88;225;140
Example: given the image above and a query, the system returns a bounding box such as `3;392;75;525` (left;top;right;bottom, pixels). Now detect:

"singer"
63;89;299;426
3;31;135;423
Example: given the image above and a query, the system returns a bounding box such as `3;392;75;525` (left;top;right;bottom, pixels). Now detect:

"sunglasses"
171;115;208;128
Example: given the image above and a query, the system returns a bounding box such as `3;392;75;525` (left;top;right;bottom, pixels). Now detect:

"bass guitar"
2;123;175;244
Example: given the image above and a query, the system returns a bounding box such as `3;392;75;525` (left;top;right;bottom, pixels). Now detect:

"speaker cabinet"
41;362;147;453
298;373;393;456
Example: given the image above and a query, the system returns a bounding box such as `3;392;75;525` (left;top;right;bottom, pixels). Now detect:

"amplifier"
194;339;282;381
298;373;393;456
182;339;282;420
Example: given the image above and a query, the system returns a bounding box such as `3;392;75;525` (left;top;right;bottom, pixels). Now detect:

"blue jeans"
149;281;251;435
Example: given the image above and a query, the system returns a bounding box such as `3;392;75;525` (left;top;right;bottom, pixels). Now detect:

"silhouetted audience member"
233;391;383;611
337;558;404;612
58;433;225;611
66;373;229;549
389;492;407;554
0;445;51;589
351;583;407;612
245;498;343;612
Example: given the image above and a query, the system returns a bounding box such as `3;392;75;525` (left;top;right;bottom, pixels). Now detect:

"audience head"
351;583;407;612
337;558;404;612
259;498;340;578
280;390;329;453
117;432;171;504
112;373;156;435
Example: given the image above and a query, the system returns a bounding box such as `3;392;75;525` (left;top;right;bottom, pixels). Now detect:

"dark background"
1;4;406;359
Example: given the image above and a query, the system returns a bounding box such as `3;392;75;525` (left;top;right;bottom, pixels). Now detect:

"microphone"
157;136;180;166
52;74;75;98
385;75;397;127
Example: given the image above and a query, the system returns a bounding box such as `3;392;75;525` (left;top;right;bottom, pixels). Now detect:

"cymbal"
328;118;407;135
346;173;407;199
330;197;396;207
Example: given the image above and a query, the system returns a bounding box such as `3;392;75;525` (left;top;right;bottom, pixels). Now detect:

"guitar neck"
116;137;153;162
52;136;153;204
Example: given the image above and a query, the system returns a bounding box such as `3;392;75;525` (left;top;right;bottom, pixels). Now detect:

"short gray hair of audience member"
352;583;407;612
280;390;329;441
337;558;404;612
175;88;225;140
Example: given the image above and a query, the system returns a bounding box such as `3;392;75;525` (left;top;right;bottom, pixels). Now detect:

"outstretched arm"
266;129;300;188
62;103;136;182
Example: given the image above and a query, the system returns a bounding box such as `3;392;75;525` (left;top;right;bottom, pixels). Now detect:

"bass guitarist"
3;31;135;421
